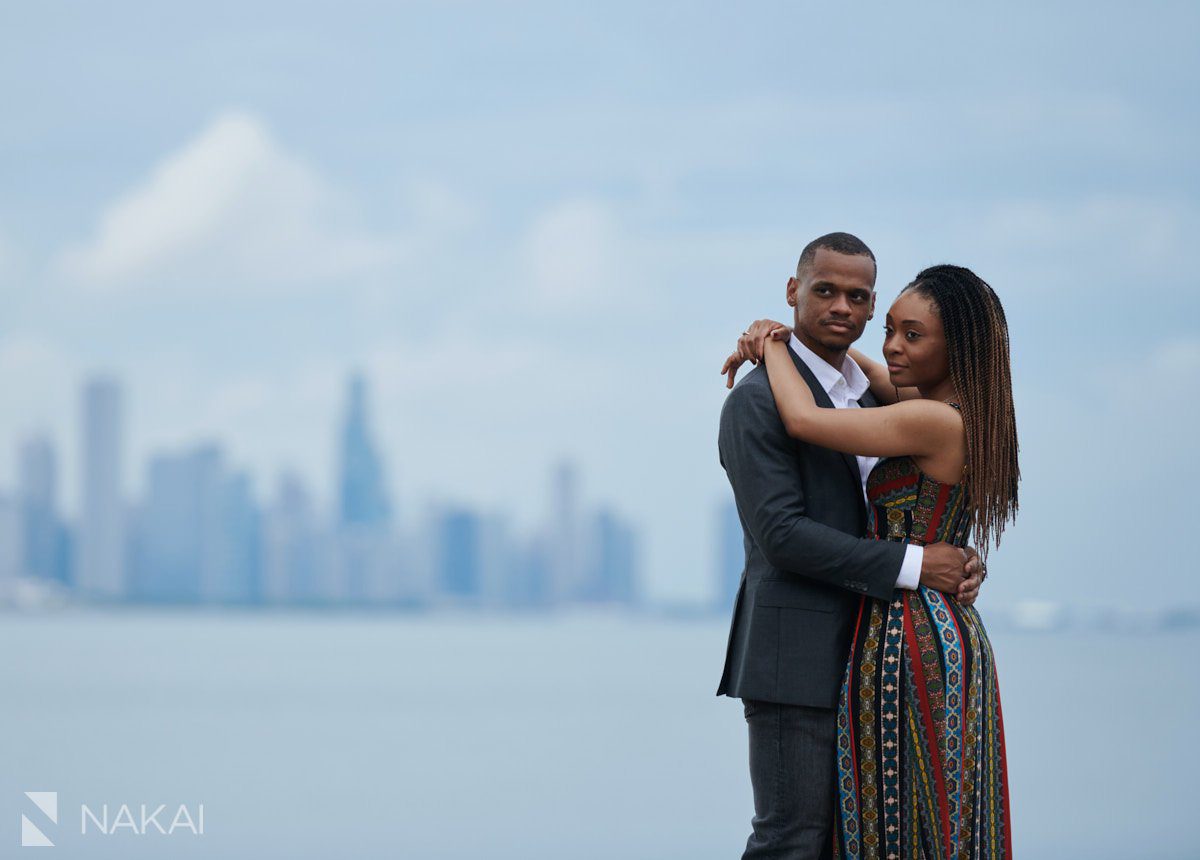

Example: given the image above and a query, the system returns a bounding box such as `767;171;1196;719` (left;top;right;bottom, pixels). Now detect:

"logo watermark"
20;792;205;847
20;792;56;848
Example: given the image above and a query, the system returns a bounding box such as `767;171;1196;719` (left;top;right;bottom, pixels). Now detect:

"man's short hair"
795;232;877;280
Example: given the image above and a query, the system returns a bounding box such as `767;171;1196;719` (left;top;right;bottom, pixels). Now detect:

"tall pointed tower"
337;371;391;528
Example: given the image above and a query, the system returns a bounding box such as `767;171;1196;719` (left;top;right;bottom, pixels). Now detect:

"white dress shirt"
788;333;923;590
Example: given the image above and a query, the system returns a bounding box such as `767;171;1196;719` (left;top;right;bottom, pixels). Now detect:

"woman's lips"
887;363;908;372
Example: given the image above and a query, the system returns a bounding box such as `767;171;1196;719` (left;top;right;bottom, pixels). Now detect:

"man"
716;232;983;859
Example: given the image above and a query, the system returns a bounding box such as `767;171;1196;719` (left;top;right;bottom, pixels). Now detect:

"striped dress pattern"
833;453;1012;860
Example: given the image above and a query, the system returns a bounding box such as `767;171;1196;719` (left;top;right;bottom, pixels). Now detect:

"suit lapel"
785;346;865;492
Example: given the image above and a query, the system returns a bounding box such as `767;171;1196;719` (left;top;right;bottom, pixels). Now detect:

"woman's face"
882;289;950;389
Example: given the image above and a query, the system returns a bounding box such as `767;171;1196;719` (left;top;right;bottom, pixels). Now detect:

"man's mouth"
823;320;854;332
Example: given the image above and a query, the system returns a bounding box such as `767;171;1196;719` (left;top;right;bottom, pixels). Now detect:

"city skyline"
0;371;642;610
4;364;1198;626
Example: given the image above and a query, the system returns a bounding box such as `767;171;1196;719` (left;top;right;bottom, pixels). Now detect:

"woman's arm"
721;318;791;388
847;347;921;404
763;338;960;459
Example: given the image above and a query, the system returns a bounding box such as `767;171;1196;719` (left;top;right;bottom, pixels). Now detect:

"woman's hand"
720;319;792;388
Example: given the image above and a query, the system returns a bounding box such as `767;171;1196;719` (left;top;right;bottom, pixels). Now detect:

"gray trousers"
741;698;837;860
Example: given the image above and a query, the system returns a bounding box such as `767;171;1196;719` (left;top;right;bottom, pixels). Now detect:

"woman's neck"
918;378;958;403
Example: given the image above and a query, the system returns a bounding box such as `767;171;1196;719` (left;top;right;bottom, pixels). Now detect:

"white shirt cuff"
896;544;923;590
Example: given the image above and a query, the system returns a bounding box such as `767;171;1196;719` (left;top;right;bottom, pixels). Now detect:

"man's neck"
794;327;848;369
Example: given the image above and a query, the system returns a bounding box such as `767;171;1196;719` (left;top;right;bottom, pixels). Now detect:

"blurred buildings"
0;372;641;611
77;378;123;599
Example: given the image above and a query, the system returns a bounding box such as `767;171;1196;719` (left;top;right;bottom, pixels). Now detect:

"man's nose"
829;293;852;315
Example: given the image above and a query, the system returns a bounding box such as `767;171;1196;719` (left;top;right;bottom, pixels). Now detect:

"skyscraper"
587;507;639;605
131;443;260;604
18;433;69;585
334;372;395;604
546;459;583;603
337;372;391;528
509;535;551;609
77;377;125;600
206;467;261;604
130;445;214;602
436;507;481;600
262;471;326;604
0;492;21;593
477;511;517;608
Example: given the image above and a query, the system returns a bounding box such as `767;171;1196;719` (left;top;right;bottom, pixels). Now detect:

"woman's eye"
906;331;921;341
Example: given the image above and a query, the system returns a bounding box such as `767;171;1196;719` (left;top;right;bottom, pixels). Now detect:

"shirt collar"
789;332;871;400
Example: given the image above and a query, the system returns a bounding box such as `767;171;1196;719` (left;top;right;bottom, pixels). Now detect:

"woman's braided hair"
902;264;1020;556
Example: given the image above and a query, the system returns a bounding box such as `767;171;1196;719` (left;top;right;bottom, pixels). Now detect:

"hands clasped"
923;543;985;606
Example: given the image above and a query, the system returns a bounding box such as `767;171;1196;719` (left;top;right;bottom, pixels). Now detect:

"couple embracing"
716;232;1016;859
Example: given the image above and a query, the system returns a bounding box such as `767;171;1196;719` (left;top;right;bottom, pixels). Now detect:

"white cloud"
978;196;1193;259
521;199;626;311
1110;338;1200;405
405;180;478;240
56;110;400;291
1147;339;1200;373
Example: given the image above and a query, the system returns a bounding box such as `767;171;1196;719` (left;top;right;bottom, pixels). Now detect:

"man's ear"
786;277;798;307
867;290;877;320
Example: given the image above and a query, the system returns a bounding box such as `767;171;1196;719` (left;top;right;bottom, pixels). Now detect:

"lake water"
1;609;1193;858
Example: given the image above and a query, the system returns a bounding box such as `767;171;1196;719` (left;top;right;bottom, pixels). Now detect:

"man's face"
787;248;877;354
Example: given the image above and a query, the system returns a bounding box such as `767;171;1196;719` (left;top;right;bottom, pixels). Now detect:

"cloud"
1147;339;1200;373
56;110;400;291
1108;337;1200;409
520;198;626;311
977;196;1194;260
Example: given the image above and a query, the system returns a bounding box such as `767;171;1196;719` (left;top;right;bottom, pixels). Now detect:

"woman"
723;264;1017;860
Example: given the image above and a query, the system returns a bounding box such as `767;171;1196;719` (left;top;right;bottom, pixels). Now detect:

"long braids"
902;265;1020;557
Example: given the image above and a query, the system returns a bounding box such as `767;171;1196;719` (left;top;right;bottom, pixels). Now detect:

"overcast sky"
1;2;1197;607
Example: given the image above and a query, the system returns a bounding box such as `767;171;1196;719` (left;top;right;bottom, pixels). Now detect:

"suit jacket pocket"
754;581;835;610
774;605;841;703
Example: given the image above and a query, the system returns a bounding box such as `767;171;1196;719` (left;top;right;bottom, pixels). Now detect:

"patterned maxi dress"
833;451;1013;860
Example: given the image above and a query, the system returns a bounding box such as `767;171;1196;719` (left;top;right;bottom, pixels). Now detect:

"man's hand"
919;542;969;594
956;547;985;606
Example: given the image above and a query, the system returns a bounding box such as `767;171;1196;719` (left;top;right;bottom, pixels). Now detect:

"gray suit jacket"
716;344;906;708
